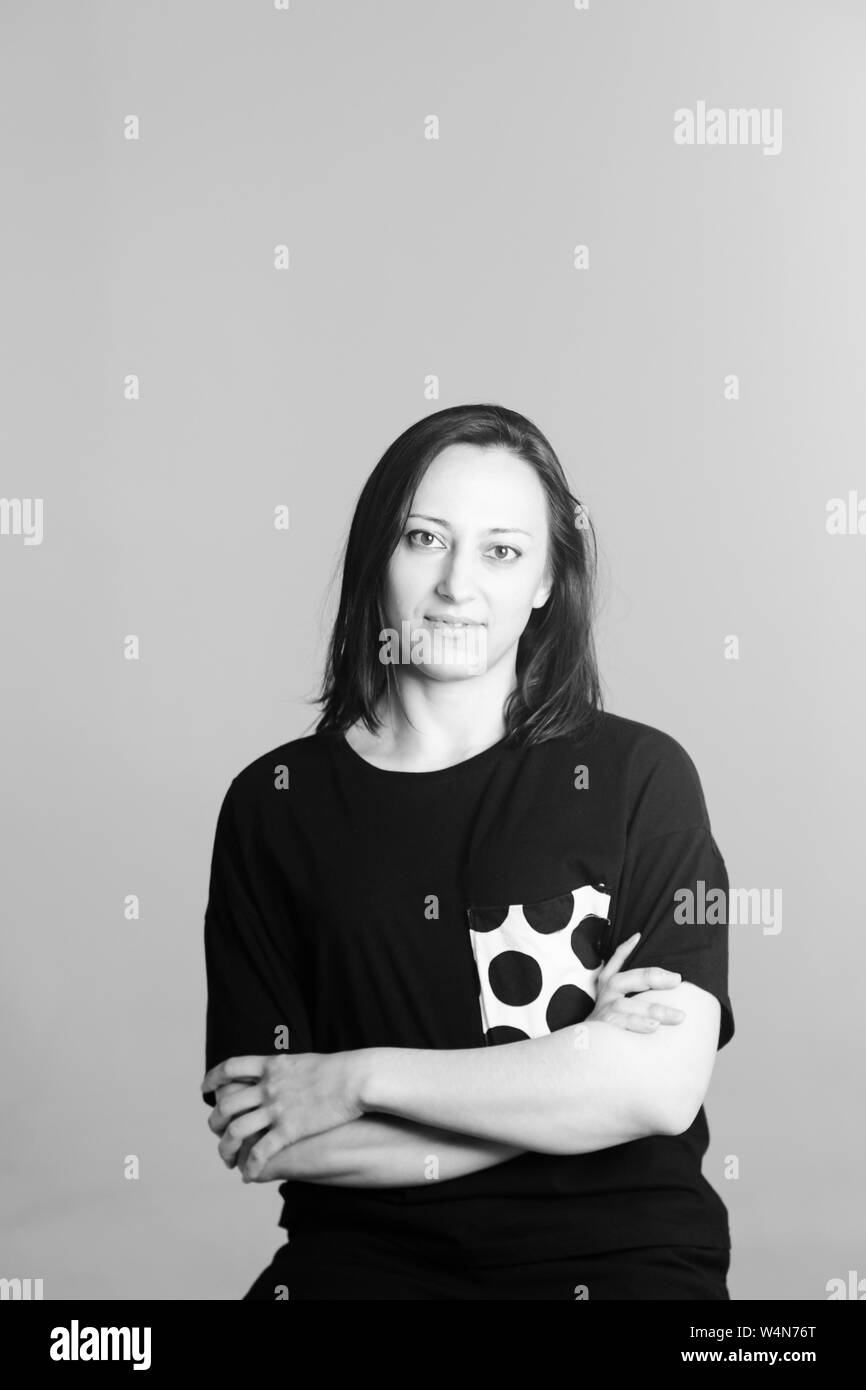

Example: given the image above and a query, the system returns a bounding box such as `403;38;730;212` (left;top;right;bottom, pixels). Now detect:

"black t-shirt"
202;711;734;1267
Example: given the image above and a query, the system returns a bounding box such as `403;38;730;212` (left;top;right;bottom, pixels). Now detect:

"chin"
413;659;488;681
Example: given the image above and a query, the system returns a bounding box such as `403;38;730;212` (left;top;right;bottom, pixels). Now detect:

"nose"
434;544;478;607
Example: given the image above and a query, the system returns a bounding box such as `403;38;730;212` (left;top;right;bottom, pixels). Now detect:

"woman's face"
381;443;552;681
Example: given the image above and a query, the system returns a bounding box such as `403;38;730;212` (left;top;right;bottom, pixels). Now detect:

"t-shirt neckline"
331;729;509;782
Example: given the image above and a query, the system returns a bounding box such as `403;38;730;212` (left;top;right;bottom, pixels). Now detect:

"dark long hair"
314;403;605;747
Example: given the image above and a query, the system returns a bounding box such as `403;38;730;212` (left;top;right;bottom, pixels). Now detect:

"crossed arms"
202;945;722;1189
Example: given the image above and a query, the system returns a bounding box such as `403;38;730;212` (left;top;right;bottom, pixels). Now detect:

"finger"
599;1011;633;1030
605;966;682;997
218;1107;272;1164
600;1009;666;1033
237;1134;257;1160
597;997;687;1031
233;1133;263;1174
216;1082;251;1100
597;932;641;986
243;1127;290;1183
219;1126;248;1166
208;1083;259;1136
229;1132;264;1171
201;1056;267;1094
645;1003;686;1023
220;1085;265;1122
207;1087;264;1137
624;1014;666;1033
208;1108;231;1137
211;1081;253;1128
608;997;687;1023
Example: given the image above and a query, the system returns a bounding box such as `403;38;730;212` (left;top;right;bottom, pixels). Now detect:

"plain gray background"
1;0;863;1300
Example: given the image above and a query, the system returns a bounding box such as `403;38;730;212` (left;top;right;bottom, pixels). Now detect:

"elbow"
653;1089;704;1137
637;1075;705;1137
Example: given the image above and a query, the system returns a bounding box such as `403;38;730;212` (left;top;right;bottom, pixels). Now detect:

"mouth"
424;615;485;627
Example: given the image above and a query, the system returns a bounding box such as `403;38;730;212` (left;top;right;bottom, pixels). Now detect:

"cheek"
482;577;544;655
382;550;425;615
493;568;544;622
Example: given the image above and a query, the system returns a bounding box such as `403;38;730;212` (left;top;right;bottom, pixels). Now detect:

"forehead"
412;445;547;519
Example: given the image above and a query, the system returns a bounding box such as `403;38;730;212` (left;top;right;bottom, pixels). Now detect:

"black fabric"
202;711;734;1267
242;1233;731;1301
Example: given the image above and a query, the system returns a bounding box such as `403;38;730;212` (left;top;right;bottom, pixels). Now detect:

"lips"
425;615;485;626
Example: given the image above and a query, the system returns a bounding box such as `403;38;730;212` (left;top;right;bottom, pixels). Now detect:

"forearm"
356;1022;674;1155
259;1113;526;1187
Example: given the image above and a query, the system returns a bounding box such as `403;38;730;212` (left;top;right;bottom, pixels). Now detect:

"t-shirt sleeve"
606;737;735;1051
201;777;314;1106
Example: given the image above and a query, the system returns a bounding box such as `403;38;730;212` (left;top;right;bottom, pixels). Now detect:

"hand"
207;1082;263;1171
207;1082;297;1183
588;933;686;1033
201;1051;364;1181
235;1132;286;1184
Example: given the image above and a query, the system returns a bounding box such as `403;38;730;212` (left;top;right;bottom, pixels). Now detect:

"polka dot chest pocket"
466;883;612;1045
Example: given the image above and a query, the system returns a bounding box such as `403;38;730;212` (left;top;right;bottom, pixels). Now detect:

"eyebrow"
408;513;533;537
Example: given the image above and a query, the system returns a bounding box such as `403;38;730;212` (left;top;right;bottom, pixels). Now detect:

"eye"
485;544;521;562
406;529;447;550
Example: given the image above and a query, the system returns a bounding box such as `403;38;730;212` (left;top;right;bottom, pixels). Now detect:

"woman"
200;403;735;1301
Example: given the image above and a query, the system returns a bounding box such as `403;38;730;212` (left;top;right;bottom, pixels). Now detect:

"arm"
210;960;718;1176
248;1112;526;1187
344;806;733;1158
355;982;721;1155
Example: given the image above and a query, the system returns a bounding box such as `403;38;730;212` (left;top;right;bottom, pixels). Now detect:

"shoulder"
550;709;703;781
218;730;336;819
596;710;705;781
561;710;715;836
